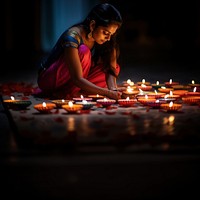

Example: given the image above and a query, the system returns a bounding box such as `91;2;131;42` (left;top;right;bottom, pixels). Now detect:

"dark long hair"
82;3;123;77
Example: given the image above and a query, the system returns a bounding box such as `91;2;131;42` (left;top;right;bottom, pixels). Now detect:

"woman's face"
92;24;119;44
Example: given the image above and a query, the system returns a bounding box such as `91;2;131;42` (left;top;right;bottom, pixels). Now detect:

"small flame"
156;81;159;85
42;102;46;107
145;95;148;99
127;86;133;93
169;91;173;96
193;87;197;92
80;95;84;99
192;80;195;84
103;98;107;101
154;90;157;94
142;79;145;84
126;79;131;84
169;79;172;84
68;101;73;107
126;97;130;100
11;96;15;100
82;100;87;104
169;101;173;107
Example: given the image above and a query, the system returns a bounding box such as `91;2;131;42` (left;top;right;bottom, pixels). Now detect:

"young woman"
34;3;123;100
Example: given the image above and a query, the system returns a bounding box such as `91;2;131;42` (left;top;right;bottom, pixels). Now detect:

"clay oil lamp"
51;99;73;108
137;94;156;106
96;97;116;107
3;96;32;110
136;83;152;91
172;90;188;97
184;87;200;96
188;80;200;92
160;101;182;112
73;95;92;102
118;96;137;107
137;79;151;86
87;94;105;101
182;96;200;105
147;90;166;99
34;102;56;113
75;99;96;110
165;79;179;88
62;101;83;113
145;99;163;109
157;94;176;103
151;81;165;90
158;86;174;93
122;86;139;98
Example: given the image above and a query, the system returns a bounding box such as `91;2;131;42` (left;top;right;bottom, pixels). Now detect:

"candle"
62;101;83;113
34;102;56;113
3;96;32;110
160;101;182;112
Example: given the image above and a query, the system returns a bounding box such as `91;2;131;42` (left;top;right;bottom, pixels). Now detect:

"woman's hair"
82;3;123;77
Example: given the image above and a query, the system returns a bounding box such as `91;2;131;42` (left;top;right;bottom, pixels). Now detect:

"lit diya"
75;100;96;110
160;101;182;112
118;97;137;107
3;96;32;110
51;99;73;108
182;96;200;105
165;79;179;87
137;79;151;86
87;94;105;101
122;79;135;87
72;95;92;102
96;98;116;107
137;95;156;106
122;86;139;98
188;80;200;92
161;91;180;101
147;90;166;99
184;87;200;96
158;86;174;93
136;84;152;91
172;90;188;97
151;81;165;89
34;102;56;113
145;99;163;108
62;101;83;113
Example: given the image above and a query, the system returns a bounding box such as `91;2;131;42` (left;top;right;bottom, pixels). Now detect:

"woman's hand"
107;90;122;100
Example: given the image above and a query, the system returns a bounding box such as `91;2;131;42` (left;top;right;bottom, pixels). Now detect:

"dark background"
1;0;200;82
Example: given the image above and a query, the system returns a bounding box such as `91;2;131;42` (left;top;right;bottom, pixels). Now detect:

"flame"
82;100;87;104
169;91;173;96
42;102;46;107
62;99;65;102
156;81;159;85
169;79;172;84
169;101;173;107
80;95;84;99
142;79;145;84
126;79;131;84
193;87;197;92
145;94;148;99
192;80;195;84
11;96;15;100
154;90;157;94
103;98;107;101
126;97;130;100
68;101;73;107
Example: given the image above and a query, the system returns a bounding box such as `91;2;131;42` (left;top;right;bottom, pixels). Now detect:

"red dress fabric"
34;44;120;99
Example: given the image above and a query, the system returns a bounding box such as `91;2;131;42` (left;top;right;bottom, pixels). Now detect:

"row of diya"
121;78;200;91
3;90;200;114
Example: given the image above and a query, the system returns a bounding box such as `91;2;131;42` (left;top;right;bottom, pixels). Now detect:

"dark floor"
1;50;200;199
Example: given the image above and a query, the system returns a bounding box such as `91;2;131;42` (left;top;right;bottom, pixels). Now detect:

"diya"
118;97;137;107
62;101;83;113
3;96;32;110
51;99;73;108
34;102;56;113
165;79;179;87
182;96;200;105
160;101;182;112
75;100;97;110
96;98;116;107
